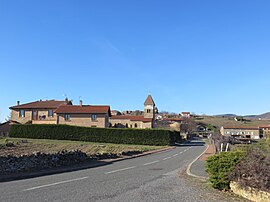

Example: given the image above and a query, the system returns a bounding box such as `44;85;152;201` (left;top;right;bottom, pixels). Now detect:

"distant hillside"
245;112;270;120
215;114;238;118
215;112;270;120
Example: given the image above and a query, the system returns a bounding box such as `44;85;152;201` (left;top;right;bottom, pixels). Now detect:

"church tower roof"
144;95;155;106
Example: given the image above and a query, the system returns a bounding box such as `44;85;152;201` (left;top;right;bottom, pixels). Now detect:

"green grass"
0;137;167;157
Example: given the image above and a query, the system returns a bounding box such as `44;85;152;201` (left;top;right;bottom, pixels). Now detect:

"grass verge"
0;137;166;157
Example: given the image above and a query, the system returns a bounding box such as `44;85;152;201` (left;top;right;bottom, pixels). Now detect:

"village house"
181;112;191;118
9;99;72;124
0;120;19;136
109;95;156;129
220;126;263;140
9;95;156;129
54;101;111;128
259;125;270;138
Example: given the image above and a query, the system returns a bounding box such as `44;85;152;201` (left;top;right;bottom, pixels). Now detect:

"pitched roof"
144;95;155;106
111;115;153;122
10;100;69;109
222;126;259;130
259;125;270;129
55;105;111;115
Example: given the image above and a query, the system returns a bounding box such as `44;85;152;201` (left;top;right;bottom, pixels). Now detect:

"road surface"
0;140;241;202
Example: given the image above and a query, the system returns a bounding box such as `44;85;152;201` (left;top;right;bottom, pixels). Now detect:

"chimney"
65;97;68;104
80;100;83;106
17;101;20;106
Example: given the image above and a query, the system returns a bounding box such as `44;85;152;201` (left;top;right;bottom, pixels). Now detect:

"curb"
186;144;209;181
0;146;175;182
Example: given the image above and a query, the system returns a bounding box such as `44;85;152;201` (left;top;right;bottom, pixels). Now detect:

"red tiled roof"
144;95;155;106
182;112;190;114
10;100;68;109
111;115;152;122
222;126;259;130
55;105;111;115
259;125;270;129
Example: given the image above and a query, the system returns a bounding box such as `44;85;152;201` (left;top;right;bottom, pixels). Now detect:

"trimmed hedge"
9;124;181;146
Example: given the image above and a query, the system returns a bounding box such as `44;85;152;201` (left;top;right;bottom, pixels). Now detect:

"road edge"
186;143;209;181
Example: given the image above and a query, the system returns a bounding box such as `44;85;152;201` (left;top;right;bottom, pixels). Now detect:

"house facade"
109;95;156;129
220;126;263;140
9;99;72;124
55;104;111;128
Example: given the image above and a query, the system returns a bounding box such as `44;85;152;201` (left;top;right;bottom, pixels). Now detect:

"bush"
229;147;270;192
206;150;245;190
9;124;181;146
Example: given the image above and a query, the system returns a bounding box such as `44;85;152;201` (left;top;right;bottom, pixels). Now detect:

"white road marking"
163;157;172;160
143;160;159;166
179;152;183;154
105;166;136;174
173;154;178;157
24;176;89;191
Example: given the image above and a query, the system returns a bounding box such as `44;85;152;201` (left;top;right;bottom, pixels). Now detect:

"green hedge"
206;150;245;190
9;124;181;146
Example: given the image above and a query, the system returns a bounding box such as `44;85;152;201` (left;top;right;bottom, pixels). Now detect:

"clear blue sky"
1;0;270;121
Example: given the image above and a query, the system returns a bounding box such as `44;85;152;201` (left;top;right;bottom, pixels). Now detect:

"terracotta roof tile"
10;100;69;109
144;95;155;106
111;115;152;122
55;105;111;115
223;126;259;130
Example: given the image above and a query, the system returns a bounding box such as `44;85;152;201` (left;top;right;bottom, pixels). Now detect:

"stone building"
110;95;156;129
55;104;111;128
220;126;263;140
9;99;72;124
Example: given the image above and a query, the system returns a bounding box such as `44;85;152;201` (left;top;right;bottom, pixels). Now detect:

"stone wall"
57;113;108;128
11;109;57;124
0;150;88;175
230;181;270;202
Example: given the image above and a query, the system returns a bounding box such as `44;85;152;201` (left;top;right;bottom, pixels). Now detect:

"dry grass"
196;116;270;129
0;138;166;157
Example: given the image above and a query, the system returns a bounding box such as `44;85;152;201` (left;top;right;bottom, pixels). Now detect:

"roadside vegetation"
206;138;270;192
9;124;181;146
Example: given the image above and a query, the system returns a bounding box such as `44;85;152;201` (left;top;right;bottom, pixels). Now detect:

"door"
32;110;38;120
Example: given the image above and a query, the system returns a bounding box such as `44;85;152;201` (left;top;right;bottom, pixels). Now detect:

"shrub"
229;147;270;192
206;150;245;190
9;124;181;146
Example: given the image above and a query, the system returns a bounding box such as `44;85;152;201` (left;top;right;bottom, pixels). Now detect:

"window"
91;114;97;121
64;114;70;121
48;109;53;117
147;109;151;113
125;123;128;128
135;123;138;128
19;110;25;117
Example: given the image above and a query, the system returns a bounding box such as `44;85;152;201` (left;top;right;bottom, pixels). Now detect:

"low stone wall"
230;181;270;202
0;150;88;175
0;150;143;175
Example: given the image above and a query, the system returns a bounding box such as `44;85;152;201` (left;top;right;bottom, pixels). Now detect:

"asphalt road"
0;140;208;202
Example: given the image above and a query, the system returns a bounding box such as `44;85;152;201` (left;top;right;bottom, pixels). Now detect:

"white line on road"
173;154;178;157
24;176;89;191
163;157;172;160
179;152;183;154
105;166;136;174
143;160;159;166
